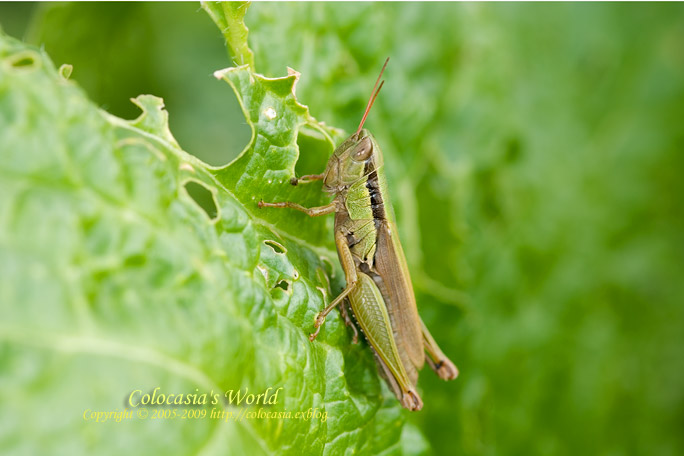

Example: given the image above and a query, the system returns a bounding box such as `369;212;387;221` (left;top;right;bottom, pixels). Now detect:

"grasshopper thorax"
322;129;384;194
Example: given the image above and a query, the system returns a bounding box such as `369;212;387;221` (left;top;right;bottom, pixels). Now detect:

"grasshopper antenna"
355;57;389;136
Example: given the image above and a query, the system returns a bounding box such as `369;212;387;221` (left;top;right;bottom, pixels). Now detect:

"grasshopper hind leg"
421;318;459;380
371;350;423;411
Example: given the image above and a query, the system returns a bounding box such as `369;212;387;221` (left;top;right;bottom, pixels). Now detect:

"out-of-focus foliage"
1;2;684;455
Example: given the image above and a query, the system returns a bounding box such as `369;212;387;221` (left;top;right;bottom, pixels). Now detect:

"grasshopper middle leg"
308;230;358;341
257;197;357;341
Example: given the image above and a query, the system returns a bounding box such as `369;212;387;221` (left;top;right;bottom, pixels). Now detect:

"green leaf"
202;1;255;68
0;17;426;455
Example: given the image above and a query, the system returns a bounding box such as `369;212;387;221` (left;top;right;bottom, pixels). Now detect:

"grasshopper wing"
372;219;425;375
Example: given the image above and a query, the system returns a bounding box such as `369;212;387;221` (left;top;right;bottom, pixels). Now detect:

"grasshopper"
258;59;458;410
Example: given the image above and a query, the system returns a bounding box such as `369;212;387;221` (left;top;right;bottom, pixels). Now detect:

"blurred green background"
2;2;683;455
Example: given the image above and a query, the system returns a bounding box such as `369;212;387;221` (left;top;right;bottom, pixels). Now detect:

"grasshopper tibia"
308;230;359;341
421;318;459;380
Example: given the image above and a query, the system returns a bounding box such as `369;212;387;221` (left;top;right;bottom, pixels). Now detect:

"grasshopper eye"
352;137;373;162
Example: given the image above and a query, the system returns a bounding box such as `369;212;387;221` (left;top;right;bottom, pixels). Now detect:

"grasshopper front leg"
290;173;325;186
257;199;337;216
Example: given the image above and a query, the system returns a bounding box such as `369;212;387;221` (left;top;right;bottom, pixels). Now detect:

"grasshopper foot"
308;314;326;341
428;357;459;380
290;173;324;186
308;327;320;342
401;389;424;411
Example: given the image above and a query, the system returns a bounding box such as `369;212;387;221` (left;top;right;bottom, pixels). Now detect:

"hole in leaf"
274;280;290;291
170;76;251;167
295;128;333;178
12;57;35;68
59;64;73;80
264;240;286;254
184;181;218;220
7;51;40;71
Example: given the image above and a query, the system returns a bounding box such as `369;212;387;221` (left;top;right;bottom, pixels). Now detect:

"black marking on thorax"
359;154;387;269
364;158;386;223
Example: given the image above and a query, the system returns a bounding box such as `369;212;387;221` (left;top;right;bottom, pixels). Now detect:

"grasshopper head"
322;129;383;193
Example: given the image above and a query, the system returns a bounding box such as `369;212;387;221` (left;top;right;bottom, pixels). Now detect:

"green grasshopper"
258;59;458;410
